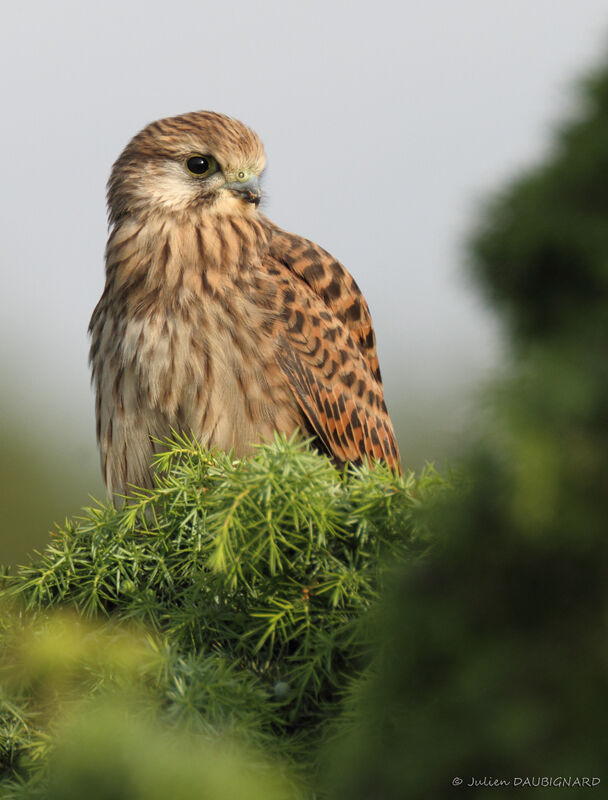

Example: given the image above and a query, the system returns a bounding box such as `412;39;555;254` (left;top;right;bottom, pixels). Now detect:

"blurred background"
1;0;607;562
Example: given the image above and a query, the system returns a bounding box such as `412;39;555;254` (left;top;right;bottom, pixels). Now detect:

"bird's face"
107;111;266;222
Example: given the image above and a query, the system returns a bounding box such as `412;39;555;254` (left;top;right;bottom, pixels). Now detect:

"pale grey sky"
1;0;607;470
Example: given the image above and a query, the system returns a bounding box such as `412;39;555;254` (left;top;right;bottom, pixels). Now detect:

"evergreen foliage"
471;66;608;342
324;61;608;798
0;434;444;797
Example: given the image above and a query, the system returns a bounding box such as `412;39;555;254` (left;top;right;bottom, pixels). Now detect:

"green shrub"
324;60;608;800
0;434;445;797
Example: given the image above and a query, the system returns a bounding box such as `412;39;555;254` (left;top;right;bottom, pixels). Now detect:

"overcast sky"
1;0;607;468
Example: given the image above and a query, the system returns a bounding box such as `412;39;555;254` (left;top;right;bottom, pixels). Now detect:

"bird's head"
107;111;266;223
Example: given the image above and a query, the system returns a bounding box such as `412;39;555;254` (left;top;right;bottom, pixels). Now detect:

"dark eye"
185;154;218;177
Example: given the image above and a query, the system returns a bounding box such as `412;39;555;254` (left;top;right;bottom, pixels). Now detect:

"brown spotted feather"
262;220;383;382
256;250;399;468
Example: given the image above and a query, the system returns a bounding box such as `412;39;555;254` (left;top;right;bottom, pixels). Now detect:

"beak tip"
226;175;261;205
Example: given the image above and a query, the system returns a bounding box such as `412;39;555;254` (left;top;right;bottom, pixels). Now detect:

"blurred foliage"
0;615;297;800
471;67;608;343
0;401;103;564
324;60;608;798
0;434;446;797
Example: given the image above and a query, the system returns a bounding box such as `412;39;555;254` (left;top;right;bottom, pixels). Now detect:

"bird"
89;111;401;496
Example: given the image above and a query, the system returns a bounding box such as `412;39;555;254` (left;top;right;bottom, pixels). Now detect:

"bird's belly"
104;303;299;490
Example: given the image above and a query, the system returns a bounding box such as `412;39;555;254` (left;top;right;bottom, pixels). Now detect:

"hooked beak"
226;175;262;206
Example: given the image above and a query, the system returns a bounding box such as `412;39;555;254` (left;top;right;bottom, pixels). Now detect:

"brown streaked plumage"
89;111;400;496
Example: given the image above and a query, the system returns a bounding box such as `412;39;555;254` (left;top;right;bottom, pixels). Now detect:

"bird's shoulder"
259;217;382;382
255;217;400;471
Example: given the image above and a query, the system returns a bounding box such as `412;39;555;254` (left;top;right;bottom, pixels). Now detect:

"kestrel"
89;112;401;496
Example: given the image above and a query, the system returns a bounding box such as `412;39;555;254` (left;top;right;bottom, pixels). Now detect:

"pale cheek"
131;166;258;217
136;172;200;213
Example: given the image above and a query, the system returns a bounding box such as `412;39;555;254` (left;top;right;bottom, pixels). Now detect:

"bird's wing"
262;220;383;383
260;226;401;471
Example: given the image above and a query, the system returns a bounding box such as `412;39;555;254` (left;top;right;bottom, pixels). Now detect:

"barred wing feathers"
262;224;401;471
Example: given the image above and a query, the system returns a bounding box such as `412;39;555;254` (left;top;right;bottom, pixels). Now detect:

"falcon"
89;112;401;495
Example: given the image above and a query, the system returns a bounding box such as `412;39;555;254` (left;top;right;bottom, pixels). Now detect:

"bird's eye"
185;154;218;177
